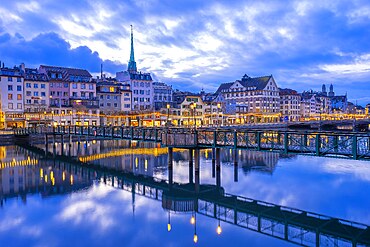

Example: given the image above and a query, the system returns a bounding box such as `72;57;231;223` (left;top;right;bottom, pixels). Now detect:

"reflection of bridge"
13;126;370;160
17;144;370;247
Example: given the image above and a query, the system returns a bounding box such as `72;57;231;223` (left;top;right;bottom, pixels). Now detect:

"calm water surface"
0;140;369;247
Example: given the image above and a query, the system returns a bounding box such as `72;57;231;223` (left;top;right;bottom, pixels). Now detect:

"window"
41;100;46;104
89;84;94;90
26;83;31;88
72;92;77;97
41;84;46;88
109;86;114;92
8;85;13;91
51;73;56;78
124;104;130;108
50;83;53;88
72;83;77;89
33;92;39;96
107;95;111;100
34;83;38;88
8;77;12;82
114;103;118;107
17;85;21;91
81;92;86;97
114;96;118;100
8;103;13;109
107;103;111;107
64;83;68;88
17;103;22;109
17;77;21;82
81;84;86;89
8;94;13;100
34;99;38;104
58;73;62;79
63;92;68;96
100;95;103;99
26;99;31;104
17;94;22;100
41;92;46;97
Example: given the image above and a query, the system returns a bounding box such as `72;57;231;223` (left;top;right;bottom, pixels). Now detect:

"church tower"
329;84;334;97
322;84;327;96
127;25;137;73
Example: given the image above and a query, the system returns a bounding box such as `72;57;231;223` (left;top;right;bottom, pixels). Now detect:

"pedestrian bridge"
14;125;370;160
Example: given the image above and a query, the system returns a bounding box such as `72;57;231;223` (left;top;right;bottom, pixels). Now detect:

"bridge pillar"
233;149;238;182
334;135;339;153
352;135;358;160
168;147;173;186
284;133;289;154
45;134;48;155
216;148;221;188
195;148;200;193
52;134;56;157
212;148;216;178
60;135;64;156
315;134;321;156
256;132;261;151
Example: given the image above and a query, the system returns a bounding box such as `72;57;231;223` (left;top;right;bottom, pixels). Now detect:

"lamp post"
51;110;54;127
217;103;221;127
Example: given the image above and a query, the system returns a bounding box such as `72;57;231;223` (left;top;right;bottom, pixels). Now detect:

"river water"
0;140;369;247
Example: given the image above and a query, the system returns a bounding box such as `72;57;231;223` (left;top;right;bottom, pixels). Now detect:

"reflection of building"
0;146;91;205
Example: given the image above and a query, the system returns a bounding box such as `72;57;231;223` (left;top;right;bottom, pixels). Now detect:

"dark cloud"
0;32;125;74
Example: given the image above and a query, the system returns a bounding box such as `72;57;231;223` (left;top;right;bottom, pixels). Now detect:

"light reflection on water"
0;141;369;247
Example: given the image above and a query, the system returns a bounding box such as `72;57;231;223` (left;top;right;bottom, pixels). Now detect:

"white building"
0;65;25;128
24;68;50;113
215;74;280;123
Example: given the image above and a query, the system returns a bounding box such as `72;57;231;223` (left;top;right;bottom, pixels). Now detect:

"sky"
1;0;370;104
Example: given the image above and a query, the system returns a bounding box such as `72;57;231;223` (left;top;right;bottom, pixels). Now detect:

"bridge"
14;125;370;160
10;144;370;247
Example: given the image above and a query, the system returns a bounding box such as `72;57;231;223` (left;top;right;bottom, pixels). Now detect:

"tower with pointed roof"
127;25;137;73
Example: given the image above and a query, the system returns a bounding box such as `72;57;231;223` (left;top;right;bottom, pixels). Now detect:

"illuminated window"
8;94;13;100
109;86;114;92
17;94;22;100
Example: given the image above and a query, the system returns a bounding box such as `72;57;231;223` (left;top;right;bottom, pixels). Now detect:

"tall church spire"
128;25;137;73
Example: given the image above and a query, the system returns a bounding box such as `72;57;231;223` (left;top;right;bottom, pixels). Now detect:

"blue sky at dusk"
1;0;370;104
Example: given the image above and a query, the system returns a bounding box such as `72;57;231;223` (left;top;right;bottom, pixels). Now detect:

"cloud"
0;32;125;76
1;0;370;103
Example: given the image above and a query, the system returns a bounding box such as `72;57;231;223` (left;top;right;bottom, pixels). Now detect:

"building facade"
215;74;280;123
24;68;49;113
153;81;173;110
0;65;25;128
279;88;301;121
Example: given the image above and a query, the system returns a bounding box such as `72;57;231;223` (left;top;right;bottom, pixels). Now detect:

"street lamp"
51;110;54;126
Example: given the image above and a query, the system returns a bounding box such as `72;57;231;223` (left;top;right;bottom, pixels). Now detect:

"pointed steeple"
128;25;137;73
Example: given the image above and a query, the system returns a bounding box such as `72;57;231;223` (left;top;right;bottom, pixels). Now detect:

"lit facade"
279;88;301;121
153;81;173;110
0;65;25;128
24;68;49;113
